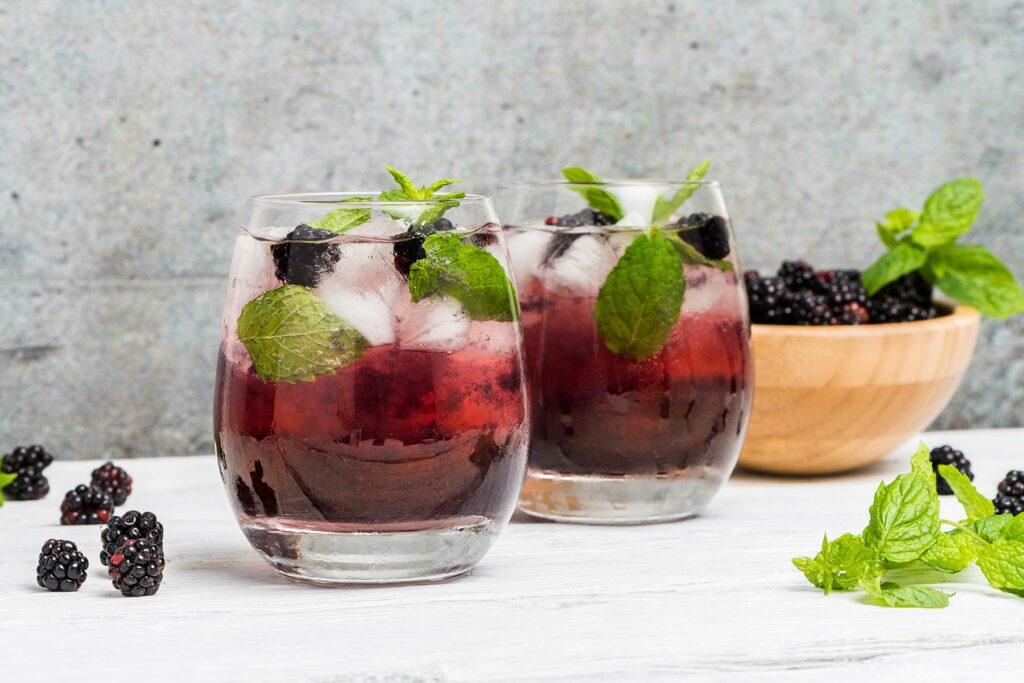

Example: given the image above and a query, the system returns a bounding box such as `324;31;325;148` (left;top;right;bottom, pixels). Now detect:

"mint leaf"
0;470;16;507
919;531;978;573
877;208;920;249
977;539;1024;595
863;471;940;563
860;576;951;608
593;229;685;360
416;194;466;226
970;514;1015;543
651;159;711;222
562;167;626;221
909;441;934;482
386;166;423;199
792;533;880;593
862;242;928;295
408;232;518;322
311;196;373;234
937;463;995;520
380;168;466;224
911;178;984;248
238;285;368;383
667;233;733;271
927;244;1024;318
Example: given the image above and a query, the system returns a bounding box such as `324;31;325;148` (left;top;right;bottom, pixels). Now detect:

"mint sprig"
0;470;16;507
562;167;626;221
238;285;368;383
408;232;518;322
793;441;1024;607
651;159;711;222
863;178;1024;317
380;166;466;225
311;196;374;234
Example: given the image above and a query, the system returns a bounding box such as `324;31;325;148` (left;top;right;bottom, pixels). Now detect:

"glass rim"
248;191;494;208
503;178;721;189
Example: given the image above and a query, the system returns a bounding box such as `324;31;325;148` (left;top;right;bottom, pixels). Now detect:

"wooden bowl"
739;306;980;475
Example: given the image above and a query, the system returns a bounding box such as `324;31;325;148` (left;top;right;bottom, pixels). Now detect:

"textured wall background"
1;0;1022;459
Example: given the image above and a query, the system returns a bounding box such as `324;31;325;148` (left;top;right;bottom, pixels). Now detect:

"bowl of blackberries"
740;178;1024;475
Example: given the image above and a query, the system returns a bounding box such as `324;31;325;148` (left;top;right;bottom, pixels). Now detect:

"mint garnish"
863;178;1024;317
593;229;685;361
562;167;626;221
651;159;711;222
0;470;16;508
793;441;1024;607
408;232;518;322
311;196;374;234
238;285;367;383
379;166;466;224
667;233;734;271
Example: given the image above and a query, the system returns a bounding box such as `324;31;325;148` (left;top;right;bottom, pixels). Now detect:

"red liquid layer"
214;342;529;525
522;284;752;475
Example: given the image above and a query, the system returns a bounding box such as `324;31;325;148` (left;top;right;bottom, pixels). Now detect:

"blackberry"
786;289;830;325
744;273;789;324
994;470;1024;515
90;461;132;506
100;510;164;566
1;444;53;501
929;445;973;496
36;539;89;592
108;539;165;597
393;217;455;276
778;260;816;291
270;224;342;287
59;485;114;525
675;213;731;260
877;272;933;307
545;209;615;228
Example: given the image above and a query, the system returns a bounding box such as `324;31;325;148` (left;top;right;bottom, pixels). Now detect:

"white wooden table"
2;429;1023;681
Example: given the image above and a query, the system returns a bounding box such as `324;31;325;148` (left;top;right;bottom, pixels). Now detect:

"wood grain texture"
741;307;980;474
2;428;1022;682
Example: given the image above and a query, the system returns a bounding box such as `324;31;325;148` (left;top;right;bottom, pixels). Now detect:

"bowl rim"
751;304;979;338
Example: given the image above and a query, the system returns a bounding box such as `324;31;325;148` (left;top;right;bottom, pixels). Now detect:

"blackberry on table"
744;273;789;324
1;444;53;501
929;445;973;496
994;471;1024;515
778;260;816;291
36;539;89;592
90;461;132;506
270;224;342;287
59;485;114;525
108;539;165;597
675;213;731;260
393;217;455;276
100;510;164;566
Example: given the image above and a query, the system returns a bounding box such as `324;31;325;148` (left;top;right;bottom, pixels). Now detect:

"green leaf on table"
862;470;941;563
909;442;935;483
976;539;1024;596
651;159;711;222
0;470;16;507
911;178;984;248
919;531;978;573
876;208;920;249
667;233;733;271
859;576;952;608
311;196;374;234
937;463;995;520
237;285;368;383
926;244;1024;318
593;229;685;361
408;232;518;322
862;242;928;295
562;167;626;221
792;533;881;593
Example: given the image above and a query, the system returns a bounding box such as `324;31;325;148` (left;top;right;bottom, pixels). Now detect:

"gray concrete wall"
1;0;1021;459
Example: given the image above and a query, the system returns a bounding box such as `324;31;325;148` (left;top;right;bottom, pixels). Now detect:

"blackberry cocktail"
505;165;753;523
214;170;528;583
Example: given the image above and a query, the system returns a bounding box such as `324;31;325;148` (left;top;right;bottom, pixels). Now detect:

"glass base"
241;515;497;585
517;468;725;525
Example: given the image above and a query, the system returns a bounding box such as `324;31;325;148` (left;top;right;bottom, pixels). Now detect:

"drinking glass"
214;193;529;583
503;180;753;524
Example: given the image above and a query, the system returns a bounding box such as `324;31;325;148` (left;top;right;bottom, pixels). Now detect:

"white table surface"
2;428;1023;682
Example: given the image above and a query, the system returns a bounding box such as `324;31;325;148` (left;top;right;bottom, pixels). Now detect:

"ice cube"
505;229;553;290
318;280;397;346
616;209;649;228
540;234;617;297
615;185;663;222
327;240;405;303
394;296;470;352
354;215;406;238
682;266;731;313
468;320;520;354
224;232;279;339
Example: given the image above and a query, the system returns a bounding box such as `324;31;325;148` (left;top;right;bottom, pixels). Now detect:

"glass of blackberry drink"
503;165;753;523
214;169;529;584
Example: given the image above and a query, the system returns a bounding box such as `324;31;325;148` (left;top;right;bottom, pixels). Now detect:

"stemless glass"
213;193;529;584
503;180;753;524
